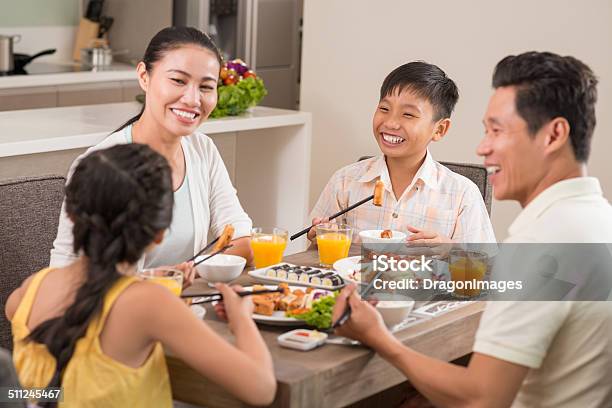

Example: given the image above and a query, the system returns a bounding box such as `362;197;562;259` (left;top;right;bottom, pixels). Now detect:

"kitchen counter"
0;102;309;157
0;103;312;253
0;62;136;90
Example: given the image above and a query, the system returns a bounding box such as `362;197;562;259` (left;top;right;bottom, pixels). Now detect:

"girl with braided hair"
50;26;255;285
5;144;276;407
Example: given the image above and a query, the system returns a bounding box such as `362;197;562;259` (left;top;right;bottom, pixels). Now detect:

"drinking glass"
250;227;288;268
316;223;352;267
138;268;183;296
448;250;488;298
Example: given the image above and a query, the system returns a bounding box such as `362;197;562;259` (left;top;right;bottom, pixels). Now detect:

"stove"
0;62;128;76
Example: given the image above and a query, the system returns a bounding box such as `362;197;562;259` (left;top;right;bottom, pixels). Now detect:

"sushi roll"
329;276;343;286
276;269;288;279
306;269;321;275
309;272;325;285
299;273;310;283
287;271;301;281
266;268;278;278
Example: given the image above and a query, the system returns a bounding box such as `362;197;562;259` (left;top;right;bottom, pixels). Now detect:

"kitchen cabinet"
58;82;123;107
0;80;140;111
0;86;57;111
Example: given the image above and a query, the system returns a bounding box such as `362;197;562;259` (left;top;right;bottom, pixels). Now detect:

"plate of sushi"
248;263;345;290
250;283;336;328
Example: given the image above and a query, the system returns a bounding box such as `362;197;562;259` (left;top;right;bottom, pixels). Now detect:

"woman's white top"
49;124;252;269
145;174;195;267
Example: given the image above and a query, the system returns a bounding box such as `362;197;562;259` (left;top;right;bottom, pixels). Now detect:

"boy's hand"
405;225;453;257
307;217;329;243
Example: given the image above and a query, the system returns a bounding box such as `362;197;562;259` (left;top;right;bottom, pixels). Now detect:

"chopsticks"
290;194;374;241
188;236;220;262
331;269;383;329
193;244;233;266
183;288;283;304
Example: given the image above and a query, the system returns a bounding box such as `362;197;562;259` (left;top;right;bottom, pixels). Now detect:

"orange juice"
317;232;351;267
149;277;183;296
449;257;486;297
251;235;287;268
138;269;183;296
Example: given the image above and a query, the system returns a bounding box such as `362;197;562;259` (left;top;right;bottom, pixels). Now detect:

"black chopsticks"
188;236;220;262
290;194;374;241
193;244;233;266
183;288;283;304
331;268;383;329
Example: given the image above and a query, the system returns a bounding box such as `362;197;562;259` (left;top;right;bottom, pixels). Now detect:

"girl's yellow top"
11;268;173;407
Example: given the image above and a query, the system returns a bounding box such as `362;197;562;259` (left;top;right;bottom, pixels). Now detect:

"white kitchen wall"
300;0;612;240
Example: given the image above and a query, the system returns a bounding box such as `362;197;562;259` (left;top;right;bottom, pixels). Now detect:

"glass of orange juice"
138;268;183;296
251;227;288;268
448;250;488;298
316;223;352;267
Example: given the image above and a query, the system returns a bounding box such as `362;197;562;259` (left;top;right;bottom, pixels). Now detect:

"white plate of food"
248;263;345;290
250;284;334;326
333;256;371;285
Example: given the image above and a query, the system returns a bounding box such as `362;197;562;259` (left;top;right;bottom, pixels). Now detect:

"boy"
308;61;495;245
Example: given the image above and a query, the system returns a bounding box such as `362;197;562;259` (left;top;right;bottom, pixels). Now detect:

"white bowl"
195;254;246;283
374;293;415;327
359;229;407;252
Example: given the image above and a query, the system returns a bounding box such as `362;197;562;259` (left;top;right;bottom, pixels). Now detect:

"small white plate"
333;256;370;285
190;304;206;320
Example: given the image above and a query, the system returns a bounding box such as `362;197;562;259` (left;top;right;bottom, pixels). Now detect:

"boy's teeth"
172;108;196;119
382;134;405;144
486;166;501;175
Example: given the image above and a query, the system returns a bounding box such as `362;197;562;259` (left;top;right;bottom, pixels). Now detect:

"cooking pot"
0;34;21;73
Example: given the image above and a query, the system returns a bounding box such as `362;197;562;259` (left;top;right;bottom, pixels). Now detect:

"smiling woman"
50;27;254;279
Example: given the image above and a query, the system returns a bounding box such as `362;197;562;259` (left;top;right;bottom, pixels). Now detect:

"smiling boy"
308;62;495;245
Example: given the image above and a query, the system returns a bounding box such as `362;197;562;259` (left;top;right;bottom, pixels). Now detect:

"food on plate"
380;229;392;239
373;180;384;206
264;264;344;287
251;284;337;329
214;224;235;251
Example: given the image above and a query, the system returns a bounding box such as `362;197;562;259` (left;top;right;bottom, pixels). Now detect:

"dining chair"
0;347;26;407
357;156;492;215
0;175;65;350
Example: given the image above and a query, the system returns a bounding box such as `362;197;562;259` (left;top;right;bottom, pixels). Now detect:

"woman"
6;144;275;407
50;27;253;284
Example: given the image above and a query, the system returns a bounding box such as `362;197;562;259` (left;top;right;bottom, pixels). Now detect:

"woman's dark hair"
380;61;459;121
492;51;598;162
115;26;223;132
27;143;173;407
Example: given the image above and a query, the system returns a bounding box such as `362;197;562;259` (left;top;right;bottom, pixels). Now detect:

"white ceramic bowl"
359;229;407;252
374;293;415;327
195;254;246;283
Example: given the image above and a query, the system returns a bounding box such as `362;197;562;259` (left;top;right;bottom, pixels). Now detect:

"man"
332;51;612;407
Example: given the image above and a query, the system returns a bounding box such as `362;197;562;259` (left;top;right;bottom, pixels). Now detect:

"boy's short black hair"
380;61;459;121
492;51;598;162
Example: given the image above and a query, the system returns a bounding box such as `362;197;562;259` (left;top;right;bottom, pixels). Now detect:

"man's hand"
306;217;329;243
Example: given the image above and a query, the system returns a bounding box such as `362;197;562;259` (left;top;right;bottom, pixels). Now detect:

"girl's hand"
213;284;254;332
332;284;389;347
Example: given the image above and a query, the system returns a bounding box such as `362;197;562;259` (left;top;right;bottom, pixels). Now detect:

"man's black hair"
492;51;598;162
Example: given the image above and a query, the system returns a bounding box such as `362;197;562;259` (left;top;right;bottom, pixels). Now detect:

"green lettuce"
210;76;268;118
287;292;338;330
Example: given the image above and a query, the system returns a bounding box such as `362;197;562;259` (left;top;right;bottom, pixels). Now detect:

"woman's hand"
171;261;197;288
332;284;390;347
213;284;254;332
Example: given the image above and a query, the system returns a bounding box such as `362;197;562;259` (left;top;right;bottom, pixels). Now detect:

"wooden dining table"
167;248;485;408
